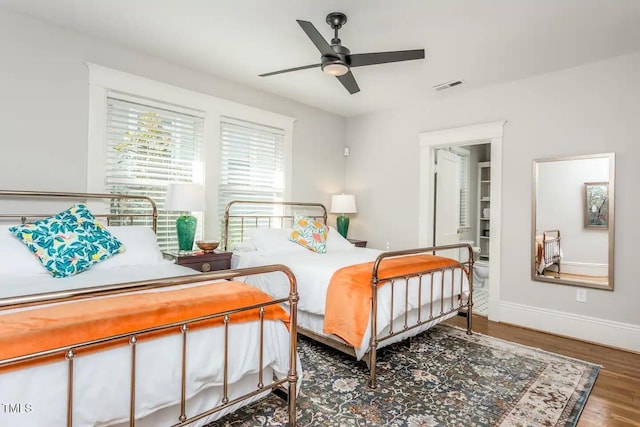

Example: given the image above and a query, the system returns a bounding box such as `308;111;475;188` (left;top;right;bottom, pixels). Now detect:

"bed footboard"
0;266;299;427
367;244;474;388
542;229;561;275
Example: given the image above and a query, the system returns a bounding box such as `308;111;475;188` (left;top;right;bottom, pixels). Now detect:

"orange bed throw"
536;237;544;270
323;255;461;348
0;281;288;365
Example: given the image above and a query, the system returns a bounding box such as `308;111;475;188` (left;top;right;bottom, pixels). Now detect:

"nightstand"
347;238;367;248
163;251;232;273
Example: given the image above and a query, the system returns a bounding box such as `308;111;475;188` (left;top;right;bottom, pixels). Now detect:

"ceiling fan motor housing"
323;44;351;67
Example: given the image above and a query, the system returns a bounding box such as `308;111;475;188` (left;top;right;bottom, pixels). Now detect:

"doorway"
435;144;491;316
418;121;506;321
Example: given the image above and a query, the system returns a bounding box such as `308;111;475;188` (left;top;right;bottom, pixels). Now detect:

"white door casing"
418;121;506;321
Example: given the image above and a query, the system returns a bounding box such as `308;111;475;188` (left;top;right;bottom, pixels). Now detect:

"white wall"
346;52;640;331
0;8;346;210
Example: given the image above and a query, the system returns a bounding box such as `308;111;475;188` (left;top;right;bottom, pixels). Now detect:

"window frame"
103;91;206;250
87;63;294;242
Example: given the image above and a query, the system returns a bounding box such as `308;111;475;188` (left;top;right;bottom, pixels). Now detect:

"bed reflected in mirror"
532;153;615;290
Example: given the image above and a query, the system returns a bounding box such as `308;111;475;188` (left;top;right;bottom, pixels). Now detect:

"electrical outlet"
576;288;587;303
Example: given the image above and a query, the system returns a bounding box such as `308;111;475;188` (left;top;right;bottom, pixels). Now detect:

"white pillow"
232;239;257;252
93;226;163;269
325;226;356;252
0;224;49;276
245;228;307;255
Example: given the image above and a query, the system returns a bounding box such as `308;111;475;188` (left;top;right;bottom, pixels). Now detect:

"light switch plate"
576;288;587;303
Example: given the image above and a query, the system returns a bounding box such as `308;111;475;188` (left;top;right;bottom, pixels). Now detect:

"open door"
434;149;461;259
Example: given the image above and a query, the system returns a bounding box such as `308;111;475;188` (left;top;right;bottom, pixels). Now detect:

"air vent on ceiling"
433;79;464;91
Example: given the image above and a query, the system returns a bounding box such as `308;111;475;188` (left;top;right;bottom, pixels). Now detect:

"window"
104;91;204;250
451;147;470;228
218;117;286;246
88;63;294;249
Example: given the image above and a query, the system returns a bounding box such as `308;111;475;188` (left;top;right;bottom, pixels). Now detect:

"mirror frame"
531;153;615;290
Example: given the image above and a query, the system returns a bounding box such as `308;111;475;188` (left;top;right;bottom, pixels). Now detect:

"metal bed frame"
0;190;299;427
0;190;159;231
224;200;473;388
541;229;561;275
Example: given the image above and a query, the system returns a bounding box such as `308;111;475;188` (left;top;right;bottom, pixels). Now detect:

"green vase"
176;215;197;251
336;215;350;238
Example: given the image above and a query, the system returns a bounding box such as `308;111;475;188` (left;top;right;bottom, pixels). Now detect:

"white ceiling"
3;0;640;117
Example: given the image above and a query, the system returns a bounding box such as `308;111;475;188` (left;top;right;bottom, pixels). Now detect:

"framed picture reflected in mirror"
584;182;609;229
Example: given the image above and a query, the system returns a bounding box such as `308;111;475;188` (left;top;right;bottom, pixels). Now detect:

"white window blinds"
219;117;286;247
105;92;204;250
446;147;470;229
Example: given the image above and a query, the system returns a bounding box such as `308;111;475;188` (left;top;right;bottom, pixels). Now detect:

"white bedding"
233;248;383;315
0;263;298;427
0;260;197;299
233;247;469;359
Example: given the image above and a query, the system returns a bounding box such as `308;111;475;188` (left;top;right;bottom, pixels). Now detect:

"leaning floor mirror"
532;153;615;290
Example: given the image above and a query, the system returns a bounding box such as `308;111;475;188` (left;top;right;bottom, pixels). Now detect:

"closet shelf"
477;161;491;264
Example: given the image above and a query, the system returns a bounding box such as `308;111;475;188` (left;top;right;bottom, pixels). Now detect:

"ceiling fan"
259;12;425;94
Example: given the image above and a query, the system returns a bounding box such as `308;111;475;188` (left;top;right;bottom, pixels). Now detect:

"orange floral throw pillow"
288;213;328;254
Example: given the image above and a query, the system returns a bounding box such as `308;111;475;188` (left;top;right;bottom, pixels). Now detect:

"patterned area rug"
210;325;599;426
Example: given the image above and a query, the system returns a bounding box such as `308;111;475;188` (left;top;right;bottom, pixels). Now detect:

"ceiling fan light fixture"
322;61;349;76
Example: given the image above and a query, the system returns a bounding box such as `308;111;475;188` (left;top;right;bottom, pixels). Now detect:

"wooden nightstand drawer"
347;239;367;248
163;251;232;272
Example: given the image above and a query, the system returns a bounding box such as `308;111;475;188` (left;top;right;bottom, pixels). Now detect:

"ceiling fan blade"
336;71;360;94
349;49;425;67
259;63;321;77
296;20;336;57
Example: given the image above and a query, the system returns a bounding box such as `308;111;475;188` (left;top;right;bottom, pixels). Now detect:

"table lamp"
165;183;205;251
330;194;357;238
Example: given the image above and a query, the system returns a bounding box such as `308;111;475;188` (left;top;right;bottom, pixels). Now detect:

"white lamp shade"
165;183;205;212
330;194;357;214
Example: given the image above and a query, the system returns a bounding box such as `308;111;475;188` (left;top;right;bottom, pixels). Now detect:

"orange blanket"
0;281;288;368
323;255;461;348
536;237;544;270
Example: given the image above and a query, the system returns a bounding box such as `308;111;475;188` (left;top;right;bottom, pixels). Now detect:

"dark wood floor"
446;315;640;427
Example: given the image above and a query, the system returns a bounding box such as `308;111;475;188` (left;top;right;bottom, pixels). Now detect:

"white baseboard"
500;301;640;353
560;260;608;277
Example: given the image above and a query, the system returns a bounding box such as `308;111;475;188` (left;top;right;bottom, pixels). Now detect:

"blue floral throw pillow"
9;204;124;278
